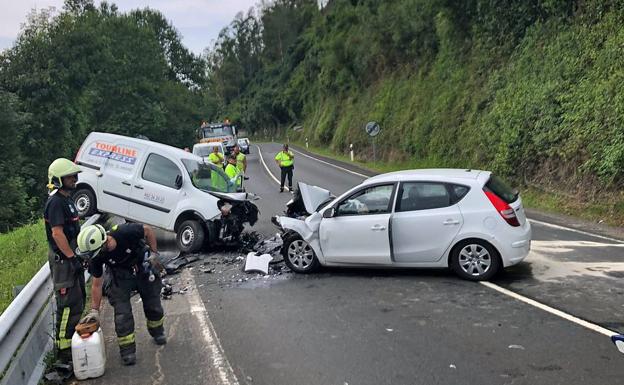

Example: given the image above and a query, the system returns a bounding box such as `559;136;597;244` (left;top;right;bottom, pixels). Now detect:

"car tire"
176;220;205;253
282;232;320;274
450;239;501;281
73;188;97;218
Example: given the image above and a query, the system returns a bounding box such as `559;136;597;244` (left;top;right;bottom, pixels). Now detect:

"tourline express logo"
88;142;138;165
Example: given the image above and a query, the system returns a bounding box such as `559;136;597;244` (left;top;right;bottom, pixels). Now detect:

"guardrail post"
305;137;309;149
350;143;354;162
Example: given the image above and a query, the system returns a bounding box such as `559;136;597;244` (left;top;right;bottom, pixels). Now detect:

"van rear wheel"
176;220;205;253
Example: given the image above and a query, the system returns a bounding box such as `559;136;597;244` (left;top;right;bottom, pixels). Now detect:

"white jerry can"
71;328;106;380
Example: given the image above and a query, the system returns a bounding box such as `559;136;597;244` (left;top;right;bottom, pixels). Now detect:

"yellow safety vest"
225;164;241;186
236;153;246;172
208;152;223;165
275;151;294;167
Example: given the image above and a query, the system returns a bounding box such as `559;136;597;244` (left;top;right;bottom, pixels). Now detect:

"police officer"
275;144;294;193
76;223;166;366
43;158;85;363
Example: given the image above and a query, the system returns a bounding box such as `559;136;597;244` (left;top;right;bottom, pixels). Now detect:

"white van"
72;132;259;252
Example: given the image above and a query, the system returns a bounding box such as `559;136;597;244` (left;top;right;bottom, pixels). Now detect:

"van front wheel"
176;220;205;253
73;188;97;218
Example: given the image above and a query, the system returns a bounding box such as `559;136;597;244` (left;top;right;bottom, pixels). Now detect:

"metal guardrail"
0;215;100;385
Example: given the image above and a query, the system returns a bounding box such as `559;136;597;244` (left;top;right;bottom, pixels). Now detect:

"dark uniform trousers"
49;251;86;354
280;165;293;190
107;268;164;355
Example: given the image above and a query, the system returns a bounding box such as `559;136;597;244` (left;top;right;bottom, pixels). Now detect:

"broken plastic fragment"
244;252;273;275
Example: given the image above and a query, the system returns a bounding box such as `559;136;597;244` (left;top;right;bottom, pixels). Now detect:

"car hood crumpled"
298;182;332;214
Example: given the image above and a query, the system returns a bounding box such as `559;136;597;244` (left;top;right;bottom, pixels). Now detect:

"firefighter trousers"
107;268;164;356
54;273;86;356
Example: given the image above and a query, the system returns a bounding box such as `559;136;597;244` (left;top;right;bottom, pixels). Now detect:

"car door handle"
121;181;131;186
443;219;460;225
134;185;144;190
371;224;386;231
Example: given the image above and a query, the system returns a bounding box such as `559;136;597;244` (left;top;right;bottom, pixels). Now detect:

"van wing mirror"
175;174;183;189
322;207;335;218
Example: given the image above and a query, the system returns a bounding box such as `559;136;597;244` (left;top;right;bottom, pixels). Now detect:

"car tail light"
484;190;520;227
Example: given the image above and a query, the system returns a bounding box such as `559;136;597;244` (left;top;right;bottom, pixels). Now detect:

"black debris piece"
252;234;283;256
163;253;201;275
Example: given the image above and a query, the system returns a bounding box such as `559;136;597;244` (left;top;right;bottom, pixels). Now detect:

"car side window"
336;184;394;216
397;182;451;212
142;153;182;189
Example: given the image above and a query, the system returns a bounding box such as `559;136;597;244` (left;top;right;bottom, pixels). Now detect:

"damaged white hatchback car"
273;169;531;281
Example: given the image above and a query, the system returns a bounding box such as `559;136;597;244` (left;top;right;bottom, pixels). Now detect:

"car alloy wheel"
287;239;315;270
282;232;320;273
458;243;492;277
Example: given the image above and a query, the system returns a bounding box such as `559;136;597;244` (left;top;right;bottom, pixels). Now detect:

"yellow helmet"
76;224;107;260
48;158;81;189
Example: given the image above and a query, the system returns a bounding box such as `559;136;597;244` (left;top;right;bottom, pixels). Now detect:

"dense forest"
1;0;623;231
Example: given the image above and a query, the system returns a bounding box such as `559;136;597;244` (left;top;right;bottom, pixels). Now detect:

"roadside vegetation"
0;221;48;313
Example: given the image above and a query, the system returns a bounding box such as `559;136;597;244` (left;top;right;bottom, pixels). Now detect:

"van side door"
127;152;183;229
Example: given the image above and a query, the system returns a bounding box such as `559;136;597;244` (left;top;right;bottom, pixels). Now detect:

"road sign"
365;121;381;137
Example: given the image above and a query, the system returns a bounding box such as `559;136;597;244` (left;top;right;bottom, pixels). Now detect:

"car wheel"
282;232;319;274
450;240;500;281
176;220;205;253
73;188;97;218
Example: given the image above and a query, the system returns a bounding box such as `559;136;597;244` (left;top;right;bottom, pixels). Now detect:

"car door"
319;183;396;265
391;182;465;263
127;152;183;228
95;140;145;216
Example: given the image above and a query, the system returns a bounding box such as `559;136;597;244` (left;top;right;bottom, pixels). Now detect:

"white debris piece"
244;252;273;275
508;345;525;350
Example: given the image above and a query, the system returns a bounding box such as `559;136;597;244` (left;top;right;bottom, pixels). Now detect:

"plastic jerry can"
71;328;106;380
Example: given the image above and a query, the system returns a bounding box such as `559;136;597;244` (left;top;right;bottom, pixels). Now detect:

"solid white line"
480;281;617;337
290;148;369;178
182;269;239;385
529;218;624;244
255;144;290;191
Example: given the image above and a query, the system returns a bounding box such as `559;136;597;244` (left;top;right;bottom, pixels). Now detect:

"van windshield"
182;159;236;193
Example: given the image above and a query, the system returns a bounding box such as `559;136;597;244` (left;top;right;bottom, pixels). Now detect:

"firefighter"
76;223;166;366
43;158;85;364
275;144;294;193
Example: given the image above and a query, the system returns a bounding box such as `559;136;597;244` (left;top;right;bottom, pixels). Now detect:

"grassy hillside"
0;221;48;313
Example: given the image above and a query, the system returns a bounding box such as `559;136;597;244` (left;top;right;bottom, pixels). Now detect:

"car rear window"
485;175;518;204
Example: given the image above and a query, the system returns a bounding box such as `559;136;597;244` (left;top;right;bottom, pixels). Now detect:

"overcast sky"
0;0;258;55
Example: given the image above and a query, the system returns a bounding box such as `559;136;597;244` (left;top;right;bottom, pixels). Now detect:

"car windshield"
181;158;236;193
193;146;221;157
238;139;248;145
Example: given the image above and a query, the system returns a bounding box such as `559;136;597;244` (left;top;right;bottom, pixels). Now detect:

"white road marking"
529;218;624;244
480;281;617;337
182;269;239;385
258;143;623;338
290;148;369;178
255;144;291;191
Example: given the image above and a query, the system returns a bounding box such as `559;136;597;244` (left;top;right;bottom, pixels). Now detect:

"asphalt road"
81;142;624;385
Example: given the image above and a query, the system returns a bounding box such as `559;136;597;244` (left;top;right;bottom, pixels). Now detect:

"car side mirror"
323;207;335;218
175;175;183;189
